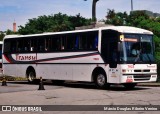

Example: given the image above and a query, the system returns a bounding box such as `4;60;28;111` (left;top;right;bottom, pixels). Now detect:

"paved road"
0;81;160;114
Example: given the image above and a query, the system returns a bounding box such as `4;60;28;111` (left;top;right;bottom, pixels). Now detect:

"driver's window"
131;43;140;56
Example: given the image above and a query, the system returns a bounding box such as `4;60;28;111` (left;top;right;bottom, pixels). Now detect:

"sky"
0;0;159;31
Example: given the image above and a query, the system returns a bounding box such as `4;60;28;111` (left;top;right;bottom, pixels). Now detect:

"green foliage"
106;9;128;26
0;32;5;41
18;13;92;35
154;35;160;69
6;29;19;35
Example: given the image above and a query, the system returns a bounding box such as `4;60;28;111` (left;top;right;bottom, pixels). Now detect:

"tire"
27;70;36;83
123;83;137;89
94;73;109;89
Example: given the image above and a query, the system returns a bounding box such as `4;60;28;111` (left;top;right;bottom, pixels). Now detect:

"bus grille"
133;75;151;81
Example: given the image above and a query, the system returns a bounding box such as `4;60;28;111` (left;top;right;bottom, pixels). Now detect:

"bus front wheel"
94;73;109;89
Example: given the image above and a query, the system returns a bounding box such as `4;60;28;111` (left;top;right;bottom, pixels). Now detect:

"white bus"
2;26;157;89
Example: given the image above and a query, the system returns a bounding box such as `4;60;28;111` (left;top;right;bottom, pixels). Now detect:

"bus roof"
100;26;153;34
4;26;153;39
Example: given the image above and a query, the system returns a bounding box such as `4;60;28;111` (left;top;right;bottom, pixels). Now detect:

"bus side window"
60;36;67;51
23;39;30;52
74;36;79;50
4;39;11;53
30;47;34;51
10;40;16;53
37;38;44;52
30;39;37;52
24;47;28;51
16;40;23;52
61;46;64;50
94;36;98;49
51;37;58;51
45;38;51;51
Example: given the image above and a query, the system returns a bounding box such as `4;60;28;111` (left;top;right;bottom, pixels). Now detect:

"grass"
0;76;27;81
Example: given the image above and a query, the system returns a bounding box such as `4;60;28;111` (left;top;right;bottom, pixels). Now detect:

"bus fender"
91;67;107;82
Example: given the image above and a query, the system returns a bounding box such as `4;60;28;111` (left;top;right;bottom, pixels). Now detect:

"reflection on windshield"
120;34;155;63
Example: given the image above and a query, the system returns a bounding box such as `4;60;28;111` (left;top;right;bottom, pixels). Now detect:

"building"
13;21;16;32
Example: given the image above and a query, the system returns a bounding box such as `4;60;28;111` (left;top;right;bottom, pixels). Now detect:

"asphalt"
137;82;160;87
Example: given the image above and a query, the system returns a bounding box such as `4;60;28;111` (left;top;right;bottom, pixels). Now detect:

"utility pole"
76;0;105;30
84;0;99;22
131;0;133;11
92;0;99;22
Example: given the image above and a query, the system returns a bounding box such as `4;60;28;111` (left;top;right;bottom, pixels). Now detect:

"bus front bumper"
120;74;157;83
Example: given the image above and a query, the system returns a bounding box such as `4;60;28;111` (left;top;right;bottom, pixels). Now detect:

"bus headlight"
151;75;157;78
122;69;126;73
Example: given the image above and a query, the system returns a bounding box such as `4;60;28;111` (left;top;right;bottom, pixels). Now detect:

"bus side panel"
36;64;73;80
3;54;17;76
3;64;17;76
72;65;92;81
36;53;73;80
36;52;103;81
3;64;36;79
36;64;57;79
58;64;72;80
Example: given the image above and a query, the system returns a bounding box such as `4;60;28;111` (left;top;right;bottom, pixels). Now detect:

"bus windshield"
120;34;155;63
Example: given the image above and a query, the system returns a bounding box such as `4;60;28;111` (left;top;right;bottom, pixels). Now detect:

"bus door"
101;30;120;83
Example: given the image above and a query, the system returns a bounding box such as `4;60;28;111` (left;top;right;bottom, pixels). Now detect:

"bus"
2;26;157;89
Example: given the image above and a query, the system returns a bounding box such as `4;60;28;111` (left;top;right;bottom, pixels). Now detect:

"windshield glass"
120;34;155;63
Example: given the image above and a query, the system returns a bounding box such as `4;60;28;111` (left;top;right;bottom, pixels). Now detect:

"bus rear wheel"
94;73;108;89
27;70;36;83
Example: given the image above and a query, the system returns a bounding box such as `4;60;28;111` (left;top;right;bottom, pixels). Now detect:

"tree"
5;29;19;35
105;9;128;26
6;29;14;35
18;13;92;35
0;32;5;41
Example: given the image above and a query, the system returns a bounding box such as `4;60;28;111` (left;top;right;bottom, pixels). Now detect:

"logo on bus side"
16;55;37;61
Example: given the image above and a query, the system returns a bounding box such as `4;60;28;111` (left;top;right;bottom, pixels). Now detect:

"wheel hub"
97;74;105;86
